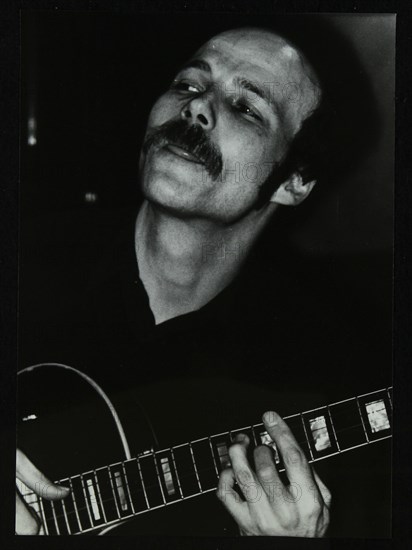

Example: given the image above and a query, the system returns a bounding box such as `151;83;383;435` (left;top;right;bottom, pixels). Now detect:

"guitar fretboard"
20;387;392;535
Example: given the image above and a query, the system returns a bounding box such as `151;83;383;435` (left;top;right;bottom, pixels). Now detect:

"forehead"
191;29;321;132
198;30;301;77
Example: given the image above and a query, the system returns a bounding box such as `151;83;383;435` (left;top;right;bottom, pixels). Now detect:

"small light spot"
22;414;37;421
84;192;98;203
27;116;37;146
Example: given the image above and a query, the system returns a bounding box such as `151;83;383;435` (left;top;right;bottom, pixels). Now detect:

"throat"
134;199;273;325
134;203;245;324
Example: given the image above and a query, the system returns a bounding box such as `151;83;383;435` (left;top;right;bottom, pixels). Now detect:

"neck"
135;200;277;324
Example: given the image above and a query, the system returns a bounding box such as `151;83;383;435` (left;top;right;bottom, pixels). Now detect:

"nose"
181;94;216;130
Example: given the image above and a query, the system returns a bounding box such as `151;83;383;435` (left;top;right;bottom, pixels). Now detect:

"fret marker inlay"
114;471;128;511
309;415;331;452
365;399;390;433
160;457;176;495
259;430;280;463
216;442;231;469
86;478;101;520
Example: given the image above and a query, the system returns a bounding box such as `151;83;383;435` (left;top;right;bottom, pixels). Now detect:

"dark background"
2;2;411;549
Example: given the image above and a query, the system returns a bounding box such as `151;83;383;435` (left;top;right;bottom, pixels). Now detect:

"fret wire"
355;397;370;443
121;462;136;514
50;500;60;535
189;443;203;492
136;458;150;509
79;474;94;526
68;477;82;533
93;470;108;524
152;453;167;505
386;387;393;410
37;495;49;535
326;405;341;452
169;448;184;499
208;437;219;477
60;495;71;534
107;467;122;519
300;413;314;460
190;435;209;445
357;388;389;399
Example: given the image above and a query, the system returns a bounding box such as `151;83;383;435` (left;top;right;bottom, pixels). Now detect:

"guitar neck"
25;386;393;535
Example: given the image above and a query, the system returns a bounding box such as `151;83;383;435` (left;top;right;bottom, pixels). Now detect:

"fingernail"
233;433;246;442
263;411;280;426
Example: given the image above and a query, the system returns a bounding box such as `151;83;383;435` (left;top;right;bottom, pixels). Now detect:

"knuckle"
284;447;304;466
228;442;243;457
258;465;274;482
324;489;332;506
218;467;232;483
236;468;253;485
310;499;322;514
254;444;271;459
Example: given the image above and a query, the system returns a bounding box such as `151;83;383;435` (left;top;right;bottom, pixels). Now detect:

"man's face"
139;28;320;224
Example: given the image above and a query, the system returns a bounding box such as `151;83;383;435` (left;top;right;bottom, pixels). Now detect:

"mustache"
142;119;223;181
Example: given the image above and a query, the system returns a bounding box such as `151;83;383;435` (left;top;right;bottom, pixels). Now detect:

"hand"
15;448;70;535
217;411;331;537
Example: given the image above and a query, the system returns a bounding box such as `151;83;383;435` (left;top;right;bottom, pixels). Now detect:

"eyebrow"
178;58;212;73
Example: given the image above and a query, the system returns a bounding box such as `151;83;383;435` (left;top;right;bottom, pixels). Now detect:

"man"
16;23;390;537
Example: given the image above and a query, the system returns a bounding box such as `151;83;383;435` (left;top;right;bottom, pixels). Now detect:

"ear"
269;173;316;206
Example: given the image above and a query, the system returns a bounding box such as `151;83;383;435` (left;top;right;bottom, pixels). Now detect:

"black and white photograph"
13;5;396;540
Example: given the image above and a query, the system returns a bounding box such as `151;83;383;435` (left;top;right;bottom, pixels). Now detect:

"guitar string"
22;415;387;503
24;390;392;533
40;434;393;534
37;425;391;533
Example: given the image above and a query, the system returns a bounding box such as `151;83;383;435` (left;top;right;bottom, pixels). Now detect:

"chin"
141;176;205;218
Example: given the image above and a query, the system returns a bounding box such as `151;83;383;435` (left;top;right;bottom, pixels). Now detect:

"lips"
164;143;204;165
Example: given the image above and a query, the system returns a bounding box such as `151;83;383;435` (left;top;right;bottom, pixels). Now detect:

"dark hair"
253;15;381;201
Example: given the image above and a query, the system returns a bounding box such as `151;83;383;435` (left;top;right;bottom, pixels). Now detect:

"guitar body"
18;364;129;482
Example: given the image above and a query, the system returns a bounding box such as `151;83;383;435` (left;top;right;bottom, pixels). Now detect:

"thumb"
16;449;70;501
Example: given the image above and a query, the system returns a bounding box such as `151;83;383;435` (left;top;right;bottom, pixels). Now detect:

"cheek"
219;130;278;188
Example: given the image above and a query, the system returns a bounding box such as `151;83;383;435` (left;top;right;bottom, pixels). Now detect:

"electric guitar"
17;363;393;535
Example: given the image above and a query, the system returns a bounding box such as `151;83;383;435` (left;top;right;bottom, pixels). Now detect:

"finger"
262;411;314;488
16;449;70;500
227;435;257;496
313;470;332;508
217;468;249;525
253;444;281;486
15;491;40;535
253;445;285;507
